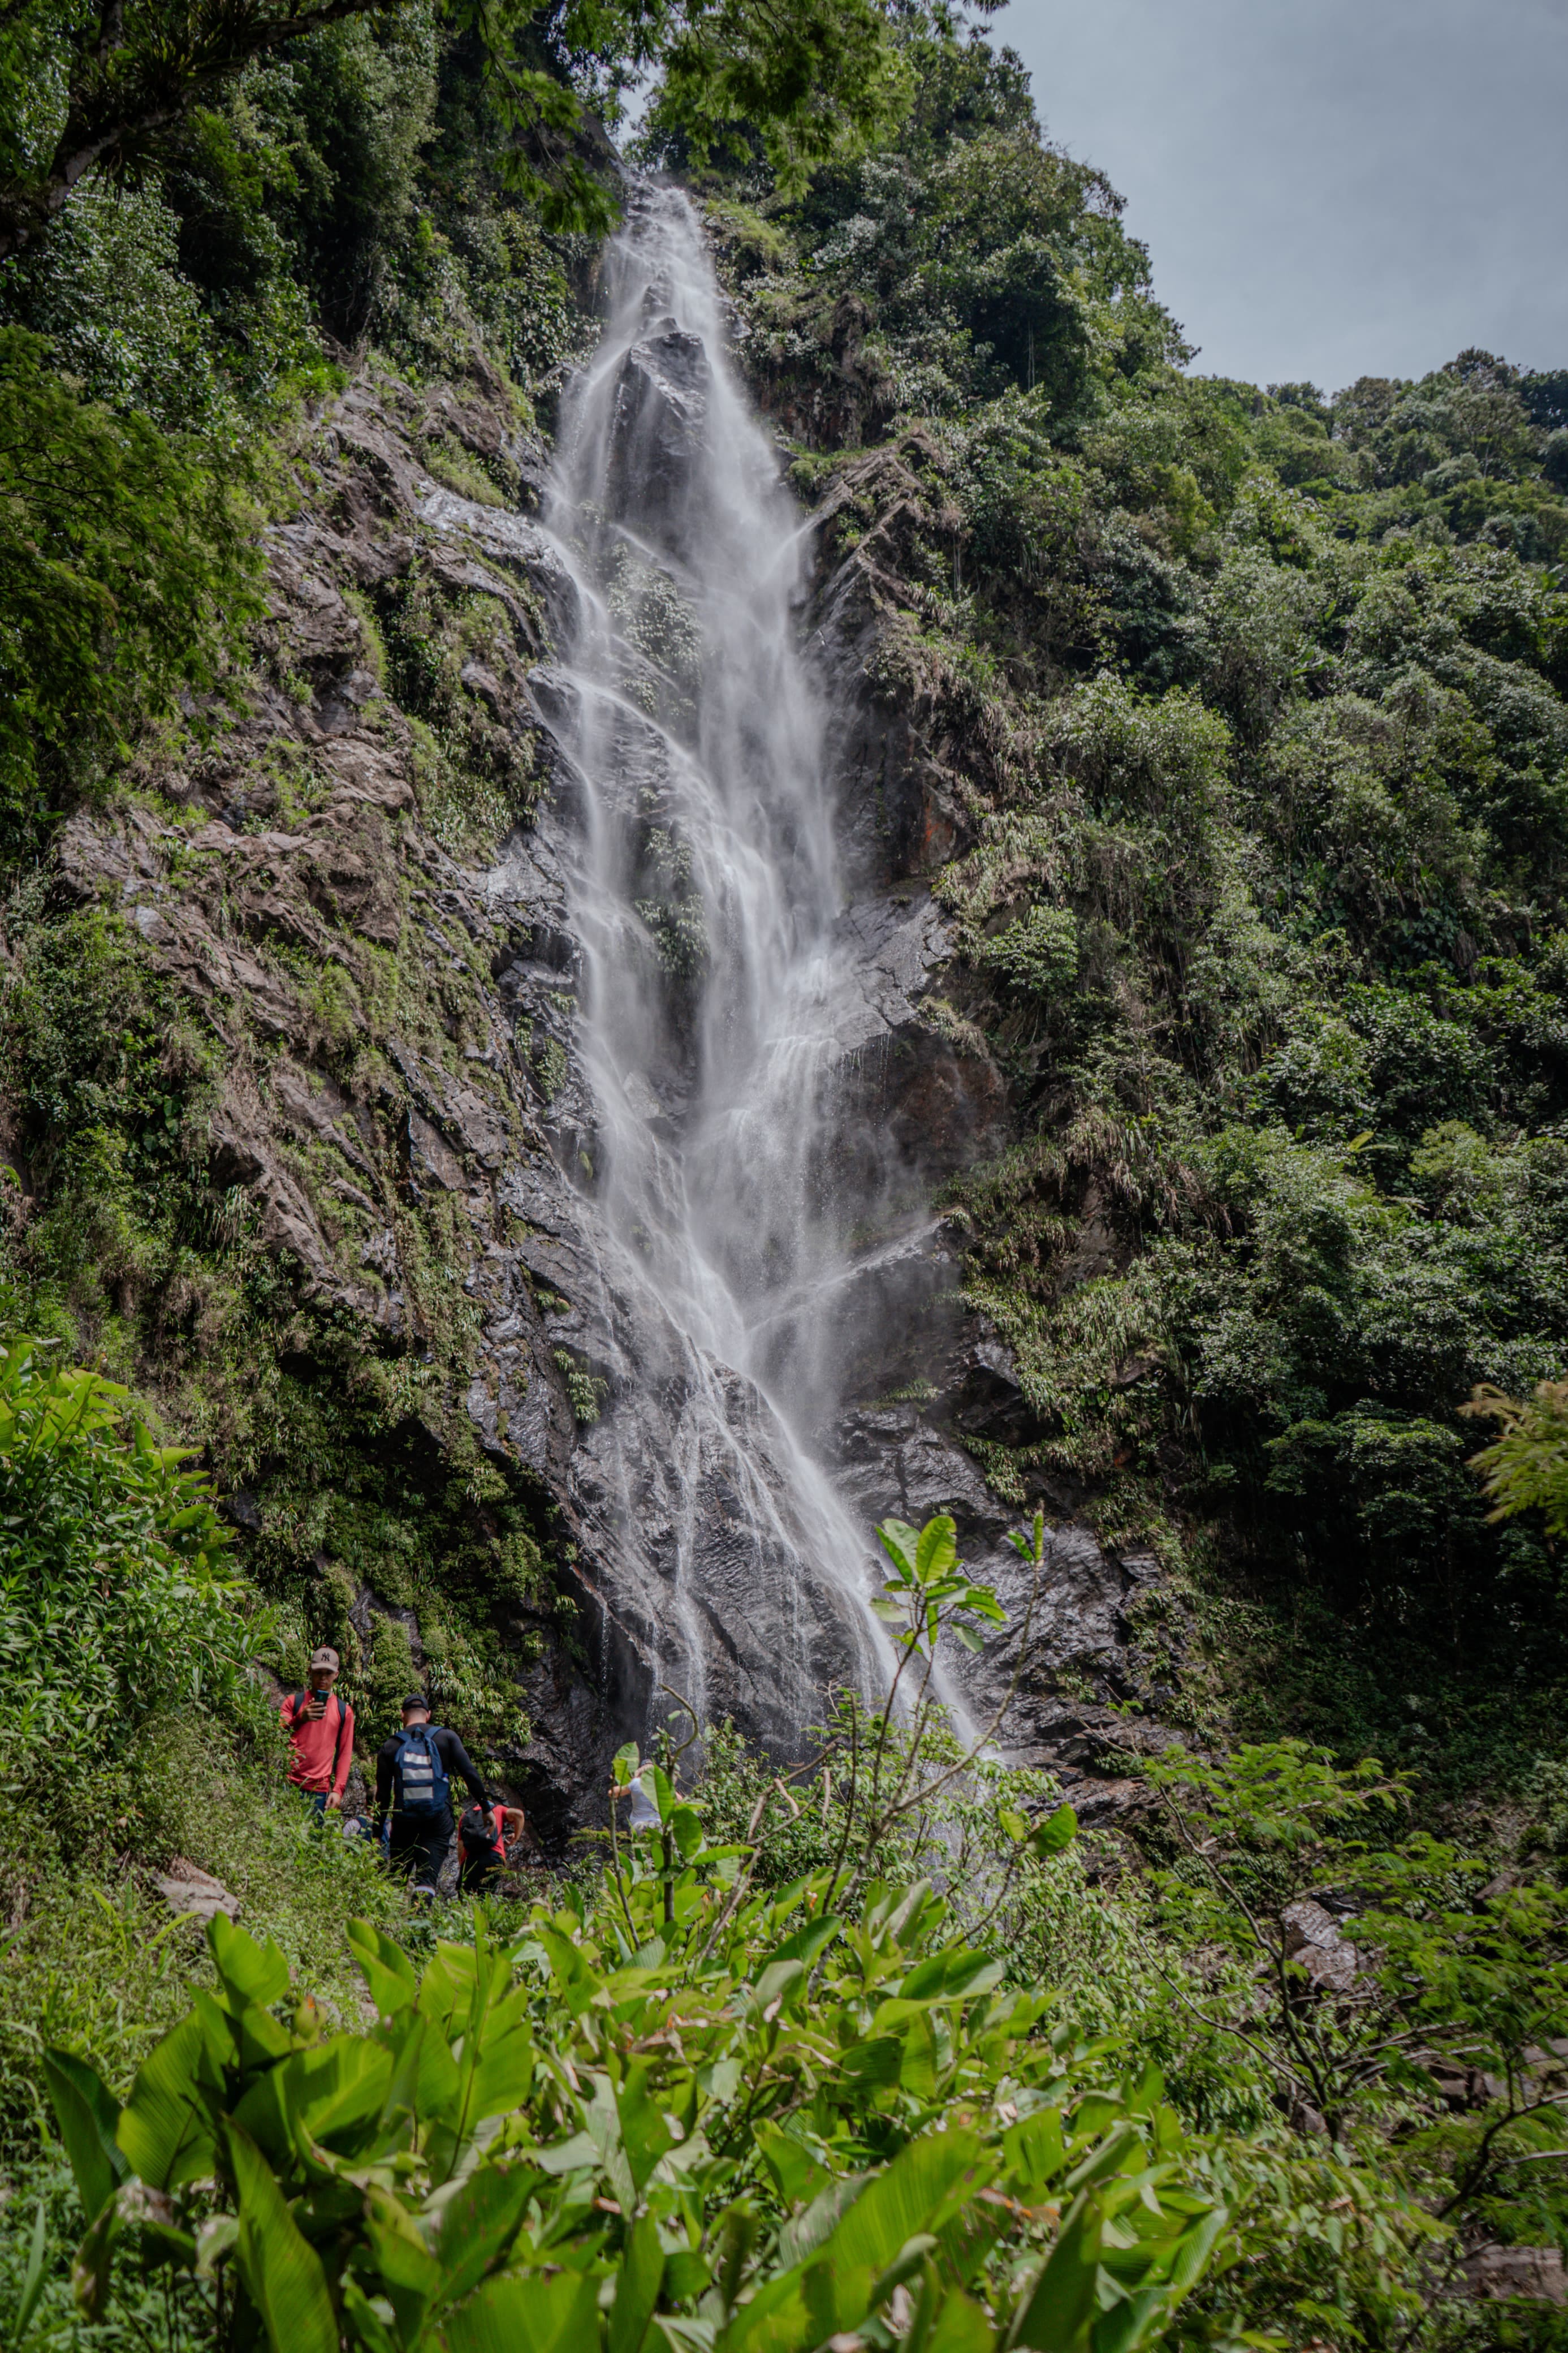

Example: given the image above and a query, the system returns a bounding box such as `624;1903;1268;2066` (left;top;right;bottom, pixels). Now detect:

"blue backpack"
392;1725;450;1816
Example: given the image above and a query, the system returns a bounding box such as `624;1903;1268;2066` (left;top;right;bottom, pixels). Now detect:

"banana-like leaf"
44;2048;126;2221
341;2273;401;2353
209;1914;291;2012
670;1803;705;1860
116;2015;217;2191
608;2213;665;2353
1008;2188;1102;2351
466;2025;538;2128
226;2118;338;2353
440;2267;601;2353
432;2160;541;2305
348;1919;420;2018
616;2058;676;2191
365;2181;444;2341
827;2128;984;2274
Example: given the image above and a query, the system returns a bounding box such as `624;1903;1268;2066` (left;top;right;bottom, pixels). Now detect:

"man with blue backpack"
374;1691;486;1901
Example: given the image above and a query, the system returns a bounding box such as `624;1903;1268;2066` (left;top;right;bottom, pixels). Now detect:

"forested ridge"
7;2;1568;2347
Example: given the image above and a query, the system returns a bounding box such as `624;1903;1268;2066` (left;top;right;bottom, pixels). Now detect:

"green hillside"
5;3;1568;2347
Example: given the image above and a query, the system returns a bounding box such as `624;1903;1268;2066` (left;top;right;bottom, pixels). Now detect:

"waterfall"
530;183;896;1747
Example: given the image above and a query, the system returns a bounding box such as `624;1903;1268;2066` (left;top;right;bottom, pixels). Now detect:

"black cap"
401;1691;429;1712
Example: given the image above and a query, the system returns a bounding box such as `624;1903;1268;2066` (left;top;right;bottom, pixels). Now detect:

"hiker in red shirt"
279;1646;355;1816
457;1789;526;1895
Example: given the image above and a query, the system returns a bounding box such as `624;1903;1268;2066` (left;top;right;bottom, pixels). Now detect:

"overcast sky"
1000;0;1568;395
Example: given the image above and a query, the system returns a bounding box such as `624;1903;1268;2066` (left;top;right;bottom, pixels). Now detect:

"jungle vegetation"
3;2;1568;2347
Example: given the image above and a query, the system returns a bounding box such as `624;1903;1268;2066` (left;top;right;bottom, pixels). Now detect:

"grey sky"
1000;0;1568;394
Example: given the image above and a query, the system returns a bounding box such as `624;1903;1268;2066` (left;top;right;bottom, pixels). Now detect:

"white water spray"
533;184;899;1744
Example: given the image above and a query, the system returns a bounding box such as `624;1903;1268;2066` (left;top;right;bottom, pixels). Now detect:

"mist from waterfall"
534;183;891;1740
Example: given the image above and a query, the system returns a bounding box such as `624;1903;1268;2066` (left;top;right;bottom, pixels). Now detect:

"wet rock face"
606;324;711;554
39;326;1182;1837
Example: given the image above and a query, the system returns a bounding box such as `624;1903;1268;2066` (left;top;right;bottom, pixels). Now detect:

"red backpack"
459;1802;504;1862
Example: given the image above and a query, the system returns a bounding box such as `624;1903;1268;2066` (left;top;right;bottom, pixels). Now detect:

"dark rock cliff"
32;339;1181;1834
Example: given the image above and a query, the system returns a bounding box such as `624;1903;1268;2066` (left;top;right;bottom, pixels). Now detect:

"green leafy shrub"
40;1862;1227;2353
0;1338;258;1794
0;325;257;853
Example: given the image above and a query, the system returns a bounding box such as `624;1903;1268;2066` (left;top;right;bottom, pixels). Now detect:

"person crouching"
374;1692;485;1902
458;1790;527;1896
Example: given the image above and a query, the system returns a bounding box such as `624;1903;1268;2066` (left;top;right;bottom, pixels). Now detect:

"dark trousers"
459;1850;500;1897
387;1808;452;1895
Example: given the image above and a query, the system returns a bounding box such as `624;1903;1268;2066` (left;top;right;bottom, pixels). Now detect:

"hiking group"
280;1645;525;1901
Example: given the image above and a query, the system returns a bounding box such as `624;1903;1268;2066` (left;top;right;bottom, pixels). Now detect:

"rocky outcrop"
27;324;1185;1836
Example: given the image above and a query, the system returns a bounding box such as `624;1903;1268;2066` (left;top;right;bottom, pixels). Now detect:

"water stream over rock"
522;184;905;1746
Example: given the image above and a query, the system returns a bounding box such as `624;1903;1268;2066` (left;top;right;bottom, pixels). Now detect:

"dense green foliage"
0;1338;254;1788
682;19;1568;1779
32;1890;1224;2353
0;326;256;853
8;1496;1568;2353
7;7;1568;2347
0;0;913;263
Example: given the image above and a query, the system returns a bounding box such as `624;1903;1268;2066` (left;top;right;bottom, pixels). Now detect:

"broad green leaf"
755;2121;830;2208
534;2130;599;2174
341;2274;401;2353
348;1920;419;2018
827;2128;984;2275
1031;1803;1078;1859
670;1803;705;1861
208;1914;290;2012
649;1764;676;1824
226;2119;338;2353
875;1518;920;1579
900;1949;1003;2004
839;2035;902;2088
365;2183;444;2340
915;1515;959;1584
609;2214;665;2353
296;2037;398;2149
776;2172;867;2269
1010;2189;1102;2351
612;1742;641;1786
440;2267;601;2353
44;2049;124;2220
617;2059;675;2191
1061;2125;1142;2197
117;2015;216;2190
189;1988;239;2073
1164;2203;1228;2296
751;1958;806;2011
758;1915;840;1974
925;2286;994;2352
466;2026;537;2126
1092;2282;1175;2353
433;2162;540;2306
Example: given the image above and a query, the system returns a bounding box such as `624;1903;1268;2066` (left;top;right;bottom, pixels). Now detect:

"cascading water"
528;182;902;1747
